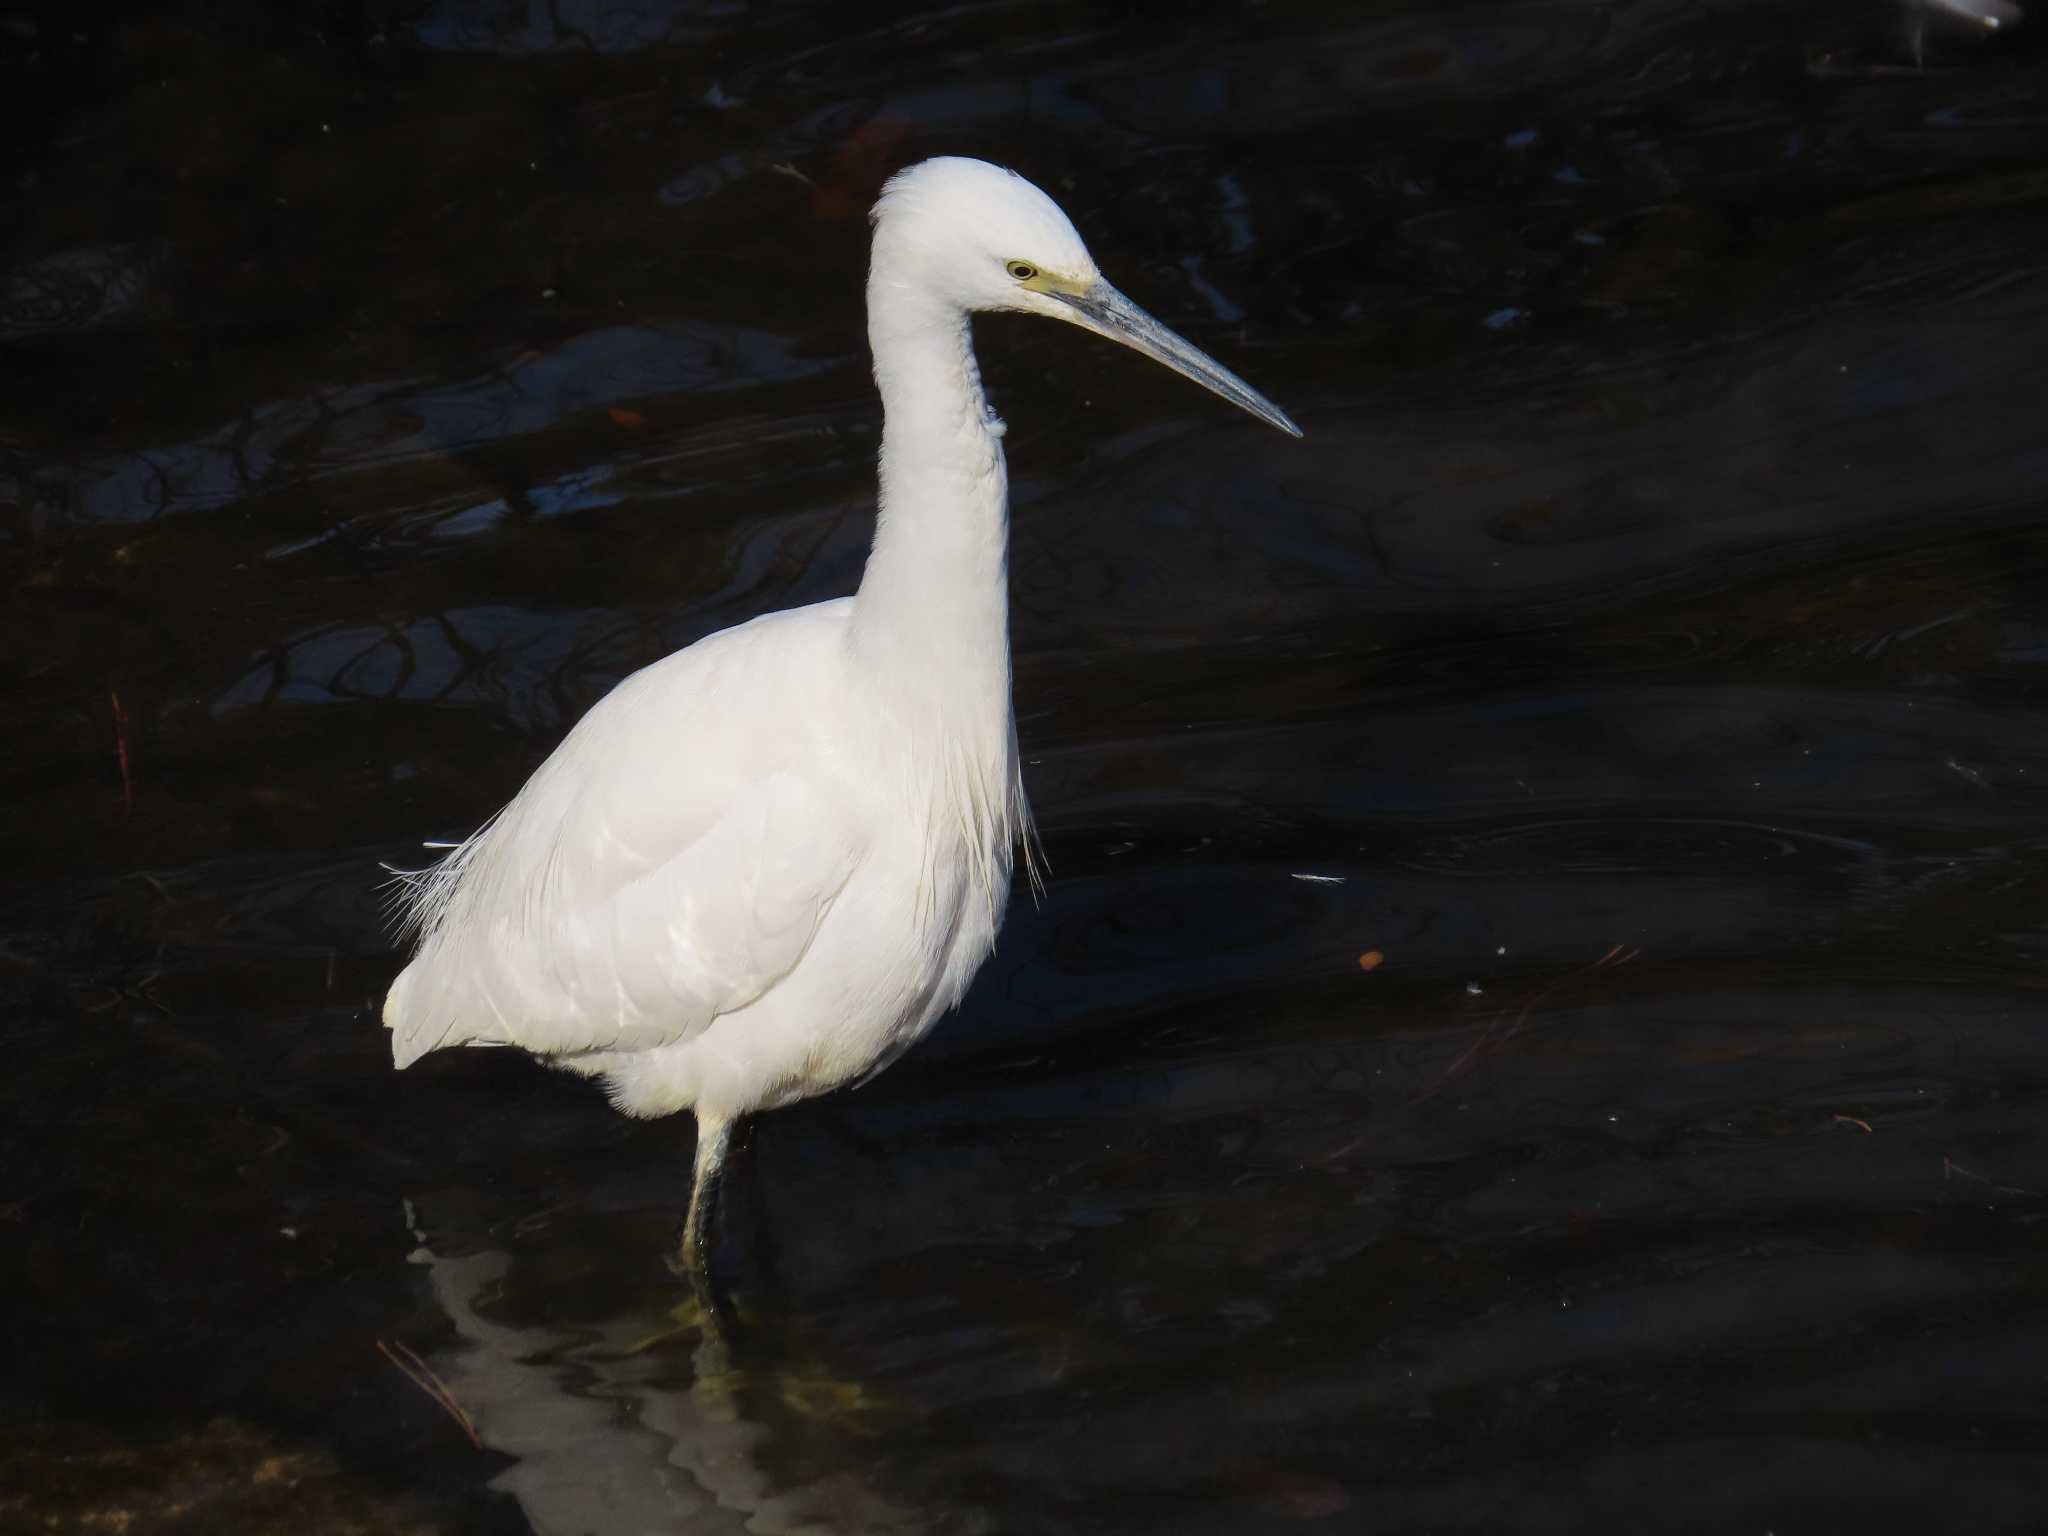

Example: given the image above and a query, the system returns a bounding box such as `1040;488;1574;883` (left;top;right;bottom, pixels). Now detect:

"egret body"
384;157;1299;1289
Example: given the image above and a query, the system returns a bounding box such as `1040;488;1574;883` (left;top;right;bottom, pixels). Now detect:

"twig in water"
1943;1156;2040;1198
377;1338;481;1448
1416;943;1643;1104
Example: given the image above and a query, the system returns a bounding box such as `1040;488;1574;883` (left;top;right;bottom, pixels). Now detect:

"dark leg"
672;1110;739;1339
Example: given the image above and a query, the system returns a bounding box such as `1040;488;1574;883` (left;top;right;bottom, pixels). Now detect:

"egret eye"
1006;260;1038;282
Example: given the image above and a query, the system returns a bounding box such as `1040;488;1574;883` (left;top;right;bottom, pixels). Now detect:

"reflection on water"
6;0;2048;1531
407;1200;968;1535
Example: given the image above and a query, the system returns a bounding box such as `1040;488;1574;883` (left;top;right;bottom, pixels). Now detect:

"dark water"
7;1;2048;1530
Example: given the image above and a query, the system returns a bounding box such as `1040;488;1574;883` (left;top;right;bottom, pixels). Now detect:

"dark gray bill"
1053;281;1303;438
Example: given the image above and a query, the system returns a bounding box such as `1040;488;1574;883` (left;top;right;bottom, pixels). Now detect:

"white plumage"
383;156;1299;1285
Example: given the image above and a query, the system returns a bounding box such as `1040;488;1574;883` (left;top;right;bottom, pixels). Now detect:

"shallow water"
6;1;2048;1531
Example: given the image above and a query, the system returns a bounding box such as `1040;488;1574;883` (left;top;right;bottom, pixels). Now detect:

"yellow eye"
1005;260;1038;282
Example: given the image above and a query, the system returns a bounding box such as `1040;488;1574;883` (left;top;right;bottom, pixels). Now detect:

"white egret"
383;156;1300;1292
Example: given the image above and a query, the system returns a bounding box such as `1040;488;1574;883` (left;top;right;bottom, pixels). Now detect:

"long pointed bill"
1052;281;1303;438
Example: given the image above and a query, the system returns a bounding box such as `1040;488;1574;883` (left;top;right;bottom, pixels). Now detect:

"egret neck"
851;277;1024;913
854;282;1012;675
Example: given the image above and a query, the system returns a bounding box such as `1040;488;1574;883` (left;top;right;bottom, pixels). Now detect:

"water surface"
5;1;2048;1531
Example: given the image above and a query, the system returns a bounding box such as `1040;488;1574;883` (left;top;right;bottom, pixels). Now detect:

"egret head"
871;157;1301;438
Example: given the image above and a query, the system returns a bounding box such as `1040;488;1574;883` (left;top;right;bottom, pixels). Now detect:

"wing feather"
384;599;862;1066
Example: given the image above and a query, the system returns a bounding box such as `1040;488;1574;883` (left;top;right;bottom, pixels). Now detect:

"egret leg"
674;1111;738;1329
